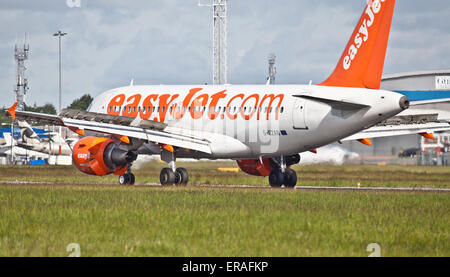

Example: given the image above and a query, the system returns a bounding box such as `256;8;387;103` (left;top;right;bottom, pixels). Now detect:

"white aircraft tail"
18;120;41;144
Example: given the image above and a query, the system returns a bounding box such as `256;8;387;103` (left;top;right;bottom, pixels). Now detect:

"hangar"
341;69;450;162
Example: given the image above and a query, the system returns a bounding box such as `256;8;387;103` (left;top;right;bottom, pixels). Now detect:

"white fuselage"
88;85;406;159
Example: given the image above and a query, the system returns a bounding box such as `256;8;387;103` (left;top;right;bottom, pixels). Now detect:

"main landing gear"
268;168;297;188
160;167;189;186
268;155;300;188
159;147;189;186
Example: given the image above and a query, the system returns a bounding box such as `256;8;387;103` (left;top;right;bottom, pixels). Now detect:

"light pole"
53;31;67;165
53;30;67;114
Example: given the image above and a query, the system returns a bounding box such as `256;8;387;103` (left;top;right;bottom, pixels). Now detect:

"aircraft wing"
343;108;450;141
342;122;450;141
409;98;450;106
6;105;212;154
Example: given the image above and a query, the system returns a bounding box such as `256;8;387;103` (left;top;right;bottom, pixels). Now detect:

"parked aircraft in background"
5;0;450;186
0;132;50;162
16;120;74;156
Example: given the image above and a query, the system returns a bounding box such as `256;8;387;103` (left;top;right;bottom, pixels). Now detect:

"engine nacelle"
72;136;136;176
237;154;300;177
236;158;273;177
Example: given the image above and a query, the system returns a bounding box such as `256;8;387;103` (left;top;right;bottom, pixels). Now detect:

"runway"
0;180;449;193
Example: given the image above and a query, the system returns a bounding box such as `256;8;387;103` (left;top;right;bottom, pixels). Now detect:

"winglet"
7;102;18;120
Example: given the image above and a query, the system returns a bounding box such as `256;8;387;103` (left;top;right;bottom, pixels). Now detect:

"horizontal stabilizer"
294;94;370;110
410;98;450;106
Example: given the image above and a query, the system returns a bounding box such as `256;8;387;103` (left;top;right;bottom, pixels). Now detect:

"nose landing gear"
119;172;135;185
118;165;136;185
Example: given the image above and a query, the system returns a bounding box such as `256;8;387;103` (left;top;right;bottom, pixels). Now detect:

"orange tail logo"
319;0;395;89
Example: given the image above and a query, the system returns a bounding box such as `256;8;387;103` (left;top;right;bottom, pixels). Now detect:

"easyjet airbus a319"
6;0;450;187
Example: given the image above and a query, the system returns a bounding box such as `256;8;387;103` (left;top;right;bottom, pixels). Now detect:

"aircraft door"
292;97;307;129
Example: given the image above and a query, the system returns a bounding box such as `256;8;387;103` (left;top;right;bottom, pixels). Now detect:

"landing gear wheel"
119;174;130;185
283;168;297;188
128;173;135;185
119;173;135;185
269;169;284;187
176;167;189;185
160;168;176;185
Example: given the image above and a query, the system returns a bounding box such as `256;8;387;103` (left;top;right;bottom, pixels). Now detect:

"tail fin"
18;120;41;144
319;0;395;89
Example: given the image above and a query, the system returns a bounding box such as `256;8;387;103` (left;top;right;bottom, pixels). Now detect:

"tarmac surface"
0;180;449;193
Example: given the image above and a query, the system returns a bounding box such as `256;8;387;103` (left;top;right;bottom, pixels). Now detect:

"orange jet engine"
72;136;136;176
236;158;273;177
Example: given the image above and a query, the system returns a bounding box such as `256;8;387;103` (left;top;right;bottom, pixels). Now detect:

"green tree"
0;106;11;124
67;94;93;111
26;103;57;114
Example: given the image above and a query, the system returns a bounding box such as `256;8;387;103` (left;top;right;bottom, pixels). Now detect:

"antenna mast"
14;33;29;111
199;0;228;85
267;53;276;85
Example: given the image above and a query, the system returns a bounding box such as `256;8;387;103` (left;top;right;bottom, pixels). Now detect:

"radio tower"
199;0;228;85
14;34;29;111
266;53;276;85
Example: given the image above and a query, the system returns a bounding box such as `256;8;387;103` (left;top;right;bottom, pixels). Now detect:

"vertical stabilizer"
319;0;395;89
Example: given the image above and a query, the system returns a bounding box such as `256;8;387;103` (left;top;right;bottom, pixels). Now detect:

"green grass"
0;185;448;256
0;163;448;256
0;162;449;188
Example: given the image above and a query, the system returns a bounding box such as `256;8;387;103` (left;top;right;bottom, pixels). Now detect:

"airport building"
341;69;450;162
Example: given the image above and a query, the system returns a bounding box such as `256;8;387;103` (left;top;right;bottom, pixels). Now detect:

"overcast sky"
1;0;449;109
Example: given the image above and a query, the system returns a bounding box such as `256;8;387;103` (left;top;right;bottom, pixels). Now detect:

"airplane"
5;0;450;186
0;132;50;161
16;120;74;156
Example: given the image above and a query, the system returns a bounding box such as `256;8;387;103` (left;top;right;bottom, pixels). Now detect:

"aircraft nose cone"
399;96;410;110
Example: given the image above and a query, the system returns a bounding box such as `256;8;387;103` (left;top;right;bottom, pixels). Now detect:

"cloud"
0;0;449;109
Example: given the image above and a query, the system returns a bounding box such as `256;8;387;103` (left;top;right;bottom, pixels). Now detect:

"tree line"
0;94;93;124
